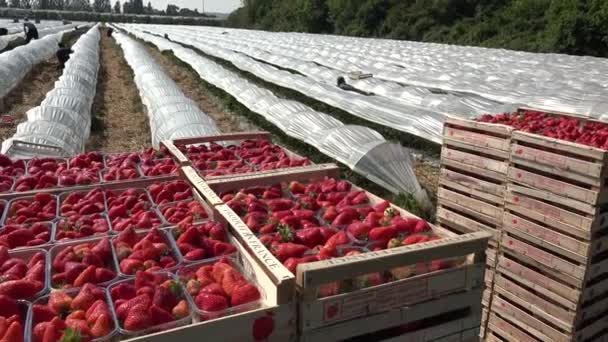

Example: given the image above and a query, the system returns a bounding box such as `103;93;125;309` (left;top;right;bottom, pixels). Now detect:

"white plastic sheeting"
0;22;84;51
180;26;608;119
2;25;100;159
117;25;423;197
111;31;220;148
0;32;63;99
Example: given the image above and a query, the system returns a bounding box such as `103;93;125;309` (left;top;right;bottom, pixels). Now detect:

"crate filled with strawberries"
0;296;29;342
194;165;490;340
161;132;313;178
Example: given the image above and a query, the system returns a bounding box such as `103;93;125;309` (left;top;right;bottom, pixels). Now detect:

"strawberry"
90;313;112;338
172;300;189;319
95;267;116;283
295;228;323;248
402;234;431;245
124;304;152;331
272;243;309;262
0;279;41;298
221;269;247;296
33;304;57;323
120;259;145;275
347;222;372;241
65;318;91;337
110;282;136;301
73;265;96;287
91;238;112;261
150;305;174;325
85;300;109;324
153;286;179;311
201;283;227;297
71;286;96;311
41;318;64;342
115;294;151;320
368;226;398;242
387;238;402;248
413;220;431;233
1;321;22;342
0;295;18;317
288;181;306;194
252;314;275;342
231;283;260;306
195;293;228;312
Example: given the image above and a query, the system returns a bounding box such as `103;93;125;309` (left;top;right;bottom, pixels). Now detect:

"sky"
147;0;241;13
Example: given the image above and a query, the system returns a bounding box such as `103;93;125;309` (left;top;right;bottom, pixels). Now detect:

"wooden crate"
438;117;512;244
185;165;492;340
509;130;608;205
161;131;309;169
488;243;608;342
123;232;297;342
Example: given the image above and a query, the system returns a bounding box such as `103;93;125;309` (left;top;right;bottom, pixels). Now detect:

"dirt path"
87;30;150;152
142;45;258;133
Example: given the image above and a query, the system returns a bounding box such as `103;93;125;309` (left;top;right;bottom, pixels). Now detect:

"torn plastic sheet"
117;25;423;196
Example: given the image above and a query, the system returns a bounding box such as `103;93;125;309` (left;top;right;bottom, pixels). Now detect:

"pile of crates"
437;115;608;341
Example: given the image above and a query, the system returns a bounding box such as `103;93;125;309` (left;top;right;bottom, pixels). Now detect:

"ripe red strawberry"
347;222;372;240
124;304;152;331
90;313;112;338
252;314;275;341
172;300;189;319
195;293;228;312
231;283;261;306
116;294;151;320
71;286;96;311
85;300;109;325
368;226;398;242
150;305;174;325
120;259;145;274
201;283;227;297
95;267;116;283
153;286;179;312
33;304;57;323
272;243;309;262
295;228;323;248
91;238;112;261
0;295;18;317
73;265;96;287
1;321;23;342
110;283;136;301
402;234;431;245
48;290;72;315
0;279;41;298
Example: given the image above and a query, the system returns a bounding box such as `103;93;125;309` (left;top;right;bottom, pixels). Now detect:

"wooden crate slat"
438;187;503;223
441;145;509;174
488;312;540;342
444;117;513;137
508;166;604;206
512;130;608;162
511;143;604;179
491;294;571;342
436;205;501;242
443;126;510;151
503;211;590;262
441;158;506;182
440;167;504;204
497;253;578;309
509;183;596;216
494;275;575;331
501;234;587;280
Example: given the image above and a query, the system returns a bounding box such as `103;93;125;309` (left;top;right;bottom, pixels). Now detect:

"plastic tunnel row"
0;22;84;52
1;28;73;99
110;30;220;148
124;24;453;144
2;24;100;159
116;25;423;197
181;26;608;119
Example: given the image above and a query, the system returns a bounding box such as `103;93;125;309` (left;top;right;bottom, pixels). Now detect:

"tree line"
227;0;608;57
0;0;212;17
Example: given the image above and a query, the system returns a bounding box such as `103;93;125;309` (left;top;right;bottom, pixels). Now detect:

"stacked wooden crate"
436;117;513;337
487;131;608;342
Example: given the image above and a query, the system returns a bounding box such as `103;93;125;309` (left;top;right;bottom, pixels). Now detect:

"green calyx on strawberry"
59;327;83;342
384;208;397;218
387;238;402;249
277;224;294;242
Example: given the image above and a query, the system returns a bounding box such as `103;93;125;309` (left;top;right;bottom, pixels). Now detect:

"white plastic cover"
0;22;86;51
2;25;100;159
111;31;220;148
117;25;423;196
125;24;608;142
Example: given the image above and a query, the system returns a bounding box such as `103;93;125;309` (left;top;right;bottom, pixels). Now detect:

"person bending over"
56;43;74;70
23;22;38;43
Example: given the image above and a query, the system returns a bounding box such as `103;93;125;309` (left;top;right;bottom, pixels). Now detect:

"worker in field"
56;42;74;70
336;76;373;96
0;28;7;36
23;21;38;43
107;27;113;37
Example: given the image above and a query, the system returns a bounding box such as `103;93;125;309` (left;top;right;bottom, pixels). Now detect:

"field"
0;20;606;342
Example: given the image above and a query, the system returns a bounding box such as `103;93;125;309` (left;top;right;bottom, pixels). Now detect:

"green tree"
9;0;19;7
113;0;120;13
166;3;178;15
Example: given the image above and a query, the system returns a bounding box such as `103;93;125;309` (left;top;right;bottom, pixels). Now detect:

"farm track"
0;28;87;142
142;44;258;133
87;29;150;152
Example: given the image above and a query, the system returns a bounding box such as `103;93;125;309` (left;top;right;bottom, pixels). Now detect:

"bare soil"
86;30;151;152
142;45;258;133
